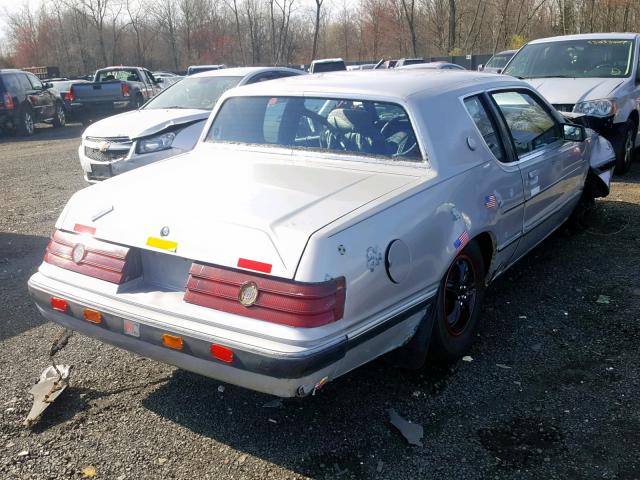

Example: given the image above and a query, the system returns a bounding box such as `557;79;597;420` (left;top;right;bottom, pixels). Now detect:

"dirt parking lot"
1;125;639;480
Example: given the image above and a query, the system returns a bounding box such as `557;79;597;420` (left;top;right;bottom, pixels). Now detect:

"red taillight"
43;230;140;284
3;93;15;110
121;83;130;97
66;86;75;102
211;344;234;363
184;263;346;328
51;297;68;312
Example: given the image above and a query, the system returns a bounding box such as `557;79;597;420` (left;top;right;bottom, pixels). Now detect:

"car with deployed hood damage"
29;70;615;398
503;33;640;173
78;67;304;182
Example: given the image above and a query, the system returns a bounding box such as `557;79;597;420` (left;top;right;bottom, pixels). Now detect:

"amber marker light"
162;334;184;350
83;308;102;324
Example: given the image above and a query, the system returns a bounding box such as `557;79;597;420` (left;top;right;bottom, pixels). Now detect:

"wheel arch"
628;110;639;131
472;231;496;283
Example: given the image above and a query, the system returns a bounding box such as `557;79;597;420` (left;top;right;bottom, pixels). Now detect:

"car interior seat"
326;108;387;154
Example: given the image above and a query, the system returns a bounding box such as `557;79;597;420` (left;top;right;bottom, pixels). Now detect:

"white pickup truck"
503;33;640;173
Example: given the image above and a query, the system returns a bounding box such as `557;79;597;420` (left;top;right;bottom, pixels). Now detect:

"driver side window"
27;73;43;90
490;90;560;158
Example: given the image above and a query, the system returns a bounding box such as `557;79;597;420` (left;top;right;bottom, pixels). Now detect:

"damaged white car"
79;67;303;182
30;71;614;397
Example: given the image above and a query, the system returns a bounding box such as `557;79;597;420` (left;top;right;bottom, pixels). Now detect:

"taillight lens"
122;83;130;97
43;230;140;284
3;93;15;110
66;86;75;102
184;263;346;328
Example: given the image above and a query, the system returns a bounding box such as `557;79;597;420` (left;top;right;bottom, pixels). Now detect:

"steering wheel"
380;117;405;137
303;110;348;150
393;134;418;158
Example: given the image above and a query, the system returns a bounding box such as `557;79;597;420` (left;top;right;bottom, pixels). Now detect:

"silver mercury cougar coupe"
29;71;615;397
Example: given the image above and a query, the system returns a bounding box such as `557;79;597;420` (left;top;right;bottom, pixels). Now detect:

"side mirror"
563;123;586;142
43;82;53;89
477;64;484;71
496;68;503;74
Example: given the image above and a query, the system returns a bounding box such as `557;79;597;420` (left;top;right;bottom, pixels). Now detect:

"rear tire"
430;241;486;361
52;102;66;128
16;106;35;136
613;119;636;174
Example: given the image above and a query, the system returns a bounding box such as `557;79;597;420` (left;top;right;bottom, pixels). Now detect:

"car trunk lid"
58;147;420;281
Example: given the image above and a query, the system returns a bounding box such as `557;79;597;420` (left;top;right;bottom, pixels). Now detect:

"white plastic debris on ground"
24;365;71;427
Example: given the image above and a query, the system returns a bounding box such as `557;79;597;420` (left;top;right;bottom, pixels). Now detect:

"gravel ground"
1;124;639;480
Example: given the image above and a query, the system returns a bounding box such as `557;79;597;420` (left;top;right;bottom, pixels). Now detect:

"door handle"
528;170;539;183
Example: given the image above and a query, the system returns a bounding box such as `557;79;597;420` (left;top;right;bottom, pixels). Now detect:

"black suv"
0;69;66;136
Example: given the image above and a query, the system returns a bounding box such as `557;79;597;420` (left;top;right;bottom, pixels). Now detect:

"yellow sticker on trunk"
146;237;178;252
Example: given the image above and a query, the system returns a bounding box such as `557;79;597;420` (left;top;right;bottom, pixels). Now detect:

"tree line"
1;0;639;75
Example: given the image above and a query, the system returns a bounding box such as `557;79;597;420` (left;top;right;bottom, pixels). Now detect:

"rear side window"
463;95;506;162
1;74;22;94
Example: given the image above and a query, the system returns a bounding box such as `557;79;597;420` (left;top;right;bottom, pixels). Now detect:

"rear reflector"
51;297;68;312
211;344;234;363
44;229;140;284
162;334;183;350
184;263;346;328
83;308;102;324
73;224;96;235
237;258;272;274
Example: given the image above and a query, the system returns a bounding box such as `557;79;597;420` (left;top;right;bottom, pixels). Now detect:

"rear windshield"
486;53;513;69
311;62;346;73
96;69;141;82
206;96;422;162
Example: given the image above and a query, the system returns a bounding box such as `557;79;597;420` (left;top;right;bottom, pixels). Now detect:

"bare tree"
311;0;323;61
399;0;418;57
73;0;111;65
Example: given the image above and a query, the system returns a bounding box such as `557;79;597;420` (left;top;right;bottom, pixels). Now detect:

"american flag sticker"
453;230;470;250
484;194;497;209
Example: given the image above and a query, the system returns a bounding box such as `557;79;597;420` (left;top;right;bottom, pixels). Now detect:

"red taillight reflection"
184;263;346;328
51;297;68;312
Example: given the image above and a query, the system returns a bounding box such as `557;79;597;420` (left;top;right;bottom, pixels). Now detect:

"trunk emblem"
238;282;259;307
160;226;170;237
72;244;86;264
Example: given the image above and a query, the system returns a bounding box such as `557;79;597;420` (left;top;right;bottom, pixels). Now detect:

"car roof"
98;66;144;70
228;70;522;101
311;58;344;64
398;62;463;70
494;49;517;55
528;32;638;44
189;66;304;78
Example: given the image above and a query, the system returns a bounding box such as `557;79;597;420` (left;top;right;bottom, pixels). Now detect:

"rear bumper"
29;271;432;397
69;100;133;118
